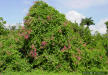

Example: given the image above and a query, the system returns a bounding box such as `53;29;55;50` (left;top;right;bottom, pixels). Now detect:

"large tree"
80;17;95;28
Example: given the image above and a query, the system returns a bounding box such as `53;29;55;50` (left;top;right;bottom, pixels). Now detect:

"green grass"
1;70;82;75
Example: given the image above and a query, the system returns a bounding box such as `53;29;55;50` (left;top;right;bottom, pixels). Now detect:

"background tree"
0;17;6;35
105;21;108;34
10;26;16;30
80;17;95;28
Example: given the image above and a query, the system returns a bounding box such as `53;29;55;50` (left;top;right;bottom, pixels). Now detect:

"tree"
10;26;16;30
0;17;6;35
105;21;108;34
80;17;95;28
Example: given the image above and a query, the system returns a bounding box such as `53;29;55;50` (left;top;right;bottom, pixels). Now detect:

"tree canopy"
80;17;95;28
0;17;6;35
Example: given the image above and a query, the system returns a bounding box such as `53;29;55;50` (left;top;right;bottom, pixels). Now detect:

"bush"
0;1;107;73
0;30;30;72
21;1;107;72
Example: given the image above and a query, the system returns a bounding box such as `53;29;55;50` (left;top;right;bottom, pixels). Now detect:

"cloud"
66;10;85;24
90;19;108;34
66;10;107;34
49;0;108;9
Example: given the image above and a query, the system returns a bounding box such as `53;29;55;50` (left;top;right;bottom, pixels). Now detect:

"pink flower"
61;46;67;52
34;48;37;51
32;51;37;57
24;34;29;39
63;46;67;49
30;50;37;57
31;44;35;49
77;56;81;61
41;41;47;46
15;38;18;41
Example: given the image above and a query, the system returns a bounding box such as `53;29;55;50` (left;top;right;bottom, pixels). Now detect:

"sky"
0;0;108;34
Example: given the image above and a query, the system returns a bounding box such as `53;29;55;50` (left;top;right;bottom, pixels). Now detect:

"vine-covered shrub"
22;1;107;72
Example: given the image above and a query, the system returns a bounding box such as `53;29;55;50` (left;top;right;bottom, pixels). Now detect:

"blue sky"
0;0;31;24
46;0;108;22
0;0;108;34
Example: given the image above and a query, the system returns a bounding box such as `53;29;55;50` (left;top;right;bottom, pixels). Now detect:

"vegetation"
80;17;95;28
105;21;108;33
0;17;7;35
0;1;108;74
2;70;82;75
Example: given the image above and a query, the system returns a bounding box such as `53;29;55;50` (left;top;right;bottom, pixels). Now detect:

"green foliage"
105;21;108;33
23;1;67;56
80;17;95;28
0;49;30;72
105;21;108;29
0;17;7;35
0;1;108;73
22;1;107;72
0;29;30;72
9;26;16;30
102;34;108;56
2;70;82;75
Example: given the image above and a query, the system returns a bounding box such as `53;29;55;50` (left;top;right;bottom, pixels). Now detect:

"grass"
1;70;82;75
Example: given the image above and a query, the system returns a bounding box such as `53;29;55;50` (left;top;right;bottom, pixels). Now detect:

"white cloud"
52;0;108;9
90;19;107;34
66;10;107;34
66;10;85;24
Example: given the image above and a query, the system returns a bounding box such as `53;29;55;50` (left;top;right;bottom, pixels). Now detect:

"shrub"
0;30;30;72
21;1;107;72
